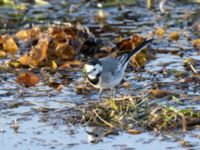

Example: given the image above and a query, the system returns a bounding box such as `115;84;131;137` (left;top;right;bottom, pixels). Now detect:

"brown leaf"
16;27;40;40
0;50;6;58
31;37;49;64
130;34;145;49
2;35;18;55
122;81;131;88
51;60;57;70
59;60;81;69
56;84;63;92
19;54;33;66
16;72;40;87
49;26;68;43
19;37;49;67
169;32;179;41
116;38;132;51
127;129;142;135
149;89;172;98
0;35;2;44
191;39;200;49
63;27;76;39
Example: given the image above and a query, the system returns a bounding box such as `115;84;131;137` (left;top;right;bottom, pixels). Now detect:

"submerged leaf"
156;27;165;38
191;39;200;49
169;32;179;41
16;72;40;87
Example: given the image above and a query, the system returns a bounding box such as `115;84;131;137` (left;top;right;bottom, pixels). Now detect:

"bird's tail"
127;38;153;61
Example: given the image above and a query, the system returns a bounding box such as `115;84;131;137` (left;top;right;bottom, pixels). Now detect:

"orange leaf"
16;27;40;40
56;84;63;92
20;37;49;67
49;26;68;43
127;129;142;135
16;72;40;87
19;54;33;66
130;34;145;49
116;38;132;51
0;35;2;44
51;60;57;69
2;35;18;55
59;59;81;69
0;50;6;58
169;32;179;41
191;39;200;48
156;27;165;38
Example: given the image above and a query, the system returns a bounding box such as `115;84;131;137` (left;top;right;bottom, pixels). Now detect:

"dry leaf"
127;129;142;134
16;72;40;87
169;32;179;41
2;35;18;55
16;27;40;40
19;37;49;67
116;38;132;51
0;50;6;58
122;81;131;88
19;54;33;66
49;26;68;43
149;89;172;98
56;84;63;92
59;59;81;69
52;60;57;69
191;39;200;49
156;27;165;38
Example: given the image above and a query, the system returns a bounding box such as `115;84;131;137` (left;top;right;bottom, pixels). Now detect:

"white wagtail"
85;38;153;99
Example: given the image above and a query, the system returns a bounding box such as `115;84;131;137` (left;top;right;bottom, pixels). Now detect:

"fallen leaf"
0;50;6;58
16;72;40;87
149;89;173;98
19;54;33;66
169;31;179;41
56;84;63;92
191;39;200;49
127;129;142;134
156;27;165;38
49;26;68;43
16;27;40;40
116;38;132;51
51;60;57;69
122;81;131;88
19;37;49;67
55;43;74;59
59;60;82;69
2;35;18;55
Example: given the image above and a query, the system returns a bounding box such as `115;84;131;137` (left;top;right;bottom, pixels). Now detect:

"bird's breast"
86;72;100;87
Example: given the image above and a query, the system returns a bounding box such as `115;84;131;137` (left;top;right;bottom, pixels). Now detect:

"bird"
85;38;153;99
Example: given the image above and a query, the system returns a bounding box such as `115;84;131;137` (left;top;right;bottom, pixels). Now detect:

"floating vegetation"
79;96;200;133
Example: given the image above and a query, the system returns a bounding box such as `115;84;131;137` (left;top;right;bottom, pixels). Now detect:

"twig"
189;64;198;74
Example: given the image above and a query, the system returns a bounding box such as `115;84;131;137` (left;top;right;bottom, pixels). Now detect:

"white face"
85;64;102;79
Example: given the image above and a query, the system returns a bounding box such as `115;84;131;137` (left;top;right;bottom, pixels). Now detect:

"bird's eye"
94;68;96;71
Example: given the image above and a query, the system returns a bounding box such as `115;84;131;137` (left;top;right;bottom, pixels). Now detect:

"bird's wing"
99;57;120;75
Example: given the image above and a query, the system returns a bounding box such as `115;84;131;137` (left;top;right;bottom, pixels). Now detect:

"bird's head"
85;59;102;79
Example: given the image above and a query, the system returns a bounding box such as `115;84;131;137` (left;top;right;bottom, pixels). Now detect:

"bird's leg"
111;87;117;98
98;89;103;100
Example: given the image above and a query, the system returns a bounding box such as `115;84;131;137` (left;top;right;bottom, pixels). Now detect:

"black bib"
87;72;100;85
